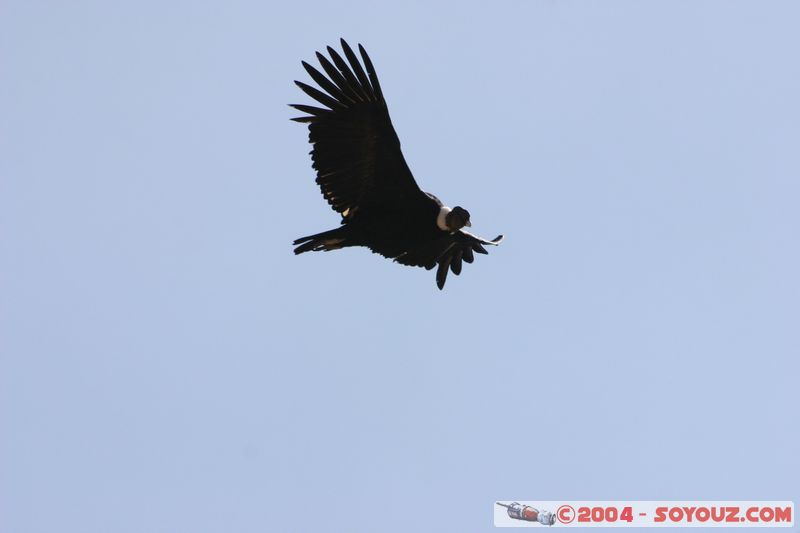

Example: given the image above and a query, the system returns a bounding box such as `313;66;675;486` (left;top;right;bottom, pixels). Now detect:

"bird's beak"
466;220;472;227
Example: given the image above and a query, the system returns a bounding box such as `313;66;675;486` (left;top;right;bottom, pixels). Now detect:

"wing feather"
315;52;360;103
301;61;351;103
340;39;375;98
293;81;347;111
326;46;370;102
358;43;384;101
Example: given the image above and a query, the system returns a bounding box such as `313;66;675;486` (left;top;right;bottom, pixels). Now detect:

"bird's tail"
293;226;351;255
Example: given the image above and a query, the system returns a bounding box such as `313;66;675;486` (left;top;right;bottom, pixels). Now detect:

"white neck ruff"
436;206;452;231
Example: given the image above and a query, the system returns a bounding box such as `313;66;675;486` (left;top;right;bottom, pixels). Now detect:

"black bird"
291;39;503;289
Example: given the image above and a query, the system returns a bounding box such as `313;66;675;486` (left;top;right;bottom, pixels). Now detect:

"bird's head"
446;206;471;231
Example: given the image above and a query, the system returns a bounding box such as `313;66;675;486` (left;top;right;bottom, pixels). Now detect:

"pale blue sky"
1;1;798;532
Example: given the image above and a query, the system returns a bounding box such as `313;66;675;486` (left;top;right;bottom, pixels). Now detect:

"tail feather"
293;227;349;255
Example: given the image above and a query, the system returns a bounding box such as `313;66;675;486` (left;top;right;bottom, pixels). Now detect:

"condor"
291;39;503;289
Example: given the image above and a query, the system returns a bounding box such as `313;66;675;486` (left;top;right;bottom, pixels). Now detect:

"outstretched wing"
291;39;422;219
395;231;504;290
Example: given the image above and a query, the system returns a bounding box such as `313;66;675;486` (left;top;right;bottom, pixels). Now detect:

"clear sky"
2;1;798;532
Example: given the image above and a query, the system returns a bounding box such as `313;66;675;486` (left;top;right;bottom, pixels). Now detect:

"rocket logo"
497;502;556;526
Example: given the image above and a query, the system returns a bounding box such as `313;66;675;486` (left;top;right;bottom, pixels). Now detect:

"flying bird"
290;39;503;289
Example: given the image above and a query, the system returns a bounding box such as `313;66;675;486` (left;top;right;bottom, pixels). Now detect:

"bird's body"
291;39;502;289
